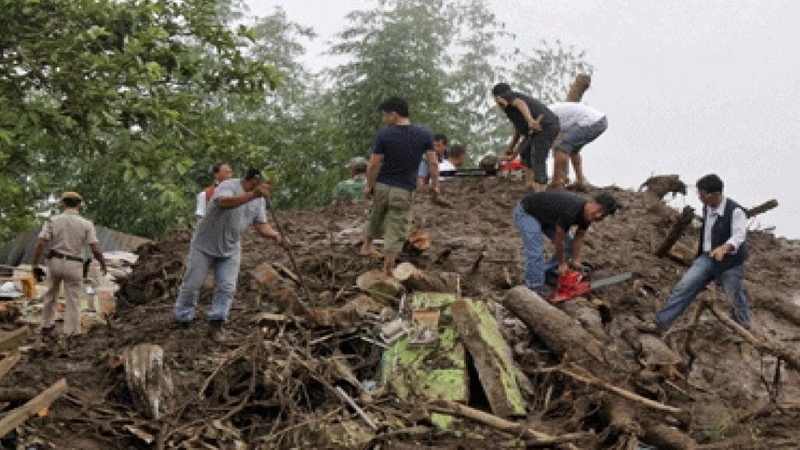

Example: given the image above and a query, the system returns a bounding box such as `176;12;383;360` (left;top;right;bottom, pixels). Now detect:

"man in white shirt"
638;174;751;336
195;162;234;219
548;102;607;191
438;144;467;176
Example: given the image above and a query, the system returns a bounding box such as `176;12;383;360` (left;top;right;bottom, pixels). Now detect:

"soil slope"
4;176;800;449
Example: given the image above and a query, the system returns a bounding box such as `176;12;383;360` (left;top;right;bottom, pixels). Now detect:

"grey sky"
247;1;800;238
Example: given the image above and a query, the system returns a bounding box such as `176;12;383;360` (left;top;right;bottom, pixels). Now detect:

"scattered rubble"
0;175;798;449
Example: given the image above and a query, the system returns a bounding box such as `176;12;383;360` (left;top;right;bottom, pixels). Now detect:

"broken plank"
451;299;525;418
0;327;31;352
0;351;21;381
382;292;466;429
0;378;68;439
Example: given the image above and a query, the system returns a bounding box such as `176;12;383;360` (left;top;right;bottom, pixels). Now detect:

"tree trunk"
746;199;778;218
503;286;607;365
392;262;457;293
451;299;525;418
655;206;695;258
566;74;592;102
124;344;174;420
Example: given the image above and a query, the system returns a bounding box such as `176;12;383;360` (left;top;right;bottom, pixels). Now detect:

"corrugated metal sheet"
0;226;151;266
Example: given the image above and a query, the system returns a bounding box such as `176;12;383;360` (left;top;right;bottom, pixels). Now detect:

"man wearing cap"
174;168;287;342
195;162;234;219
333;157;368;202
513;190;618;296
638;174;751;337
31;192;108;342
360;96;438;275
492;82;560;192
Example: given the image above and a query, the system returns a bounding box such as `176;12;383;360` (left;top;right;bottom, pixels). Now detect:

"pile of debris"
1;174;799;449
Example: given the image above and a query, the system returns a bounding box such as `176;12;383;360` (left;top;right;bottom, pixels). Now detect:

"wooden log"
451;299;525;418
559;298;610;344
0;351;20;381
124;344;174;420
566;73;592;102
304;295;386;328
356;270;404;305
620;328;682;371
249;263;308;315
0;378;68;439
643;422;698;450
537;367;687;417
745;199;778;218
503;286;606;364
639;175;687;199
392;262;457;293
707;299;800;375
0;327;30;352
597;397;642;447
655;206;695;258
427;399;585;448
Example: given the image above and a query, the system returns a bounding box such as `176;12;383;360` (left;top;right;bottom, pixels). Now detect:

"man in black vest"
638;174;751;335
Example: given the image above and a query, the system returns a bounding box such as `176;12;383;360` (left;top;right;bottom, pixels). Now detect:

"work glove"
33;267;46;282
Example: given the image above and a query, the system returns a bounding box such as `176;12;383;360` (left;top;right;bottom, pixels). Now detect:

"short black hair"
63;198;81;208
696;174;723;194
593;192;618;215
379;97;409;118
433;133;448;145
491;82;511;96
211;162;227;174
244;167;262;180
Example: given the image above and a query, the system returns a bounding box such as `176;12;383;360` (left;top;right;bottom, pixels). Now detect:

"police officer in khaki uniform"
32;192;107;339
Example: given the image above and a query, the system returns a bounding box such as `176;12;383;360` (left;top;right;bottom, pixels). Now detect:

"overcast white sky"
246;0;800;239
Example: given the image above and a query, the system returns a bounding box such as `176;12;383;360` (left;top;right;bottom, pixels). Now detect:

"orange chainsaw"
546;269;632;304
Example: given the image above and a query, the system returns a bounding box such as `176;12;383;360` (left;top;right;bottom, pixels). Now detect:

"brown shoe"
548;179;566;190
208;320;225;343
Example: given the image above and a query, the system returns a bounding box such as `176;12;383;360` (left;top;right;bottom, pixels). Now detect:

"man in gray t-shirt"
174;168;287;342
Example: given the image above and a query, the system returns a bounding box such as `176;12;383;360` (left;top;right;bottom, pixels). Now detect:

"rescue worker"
174;168;288;342
31;192;108;343
333;157;369;202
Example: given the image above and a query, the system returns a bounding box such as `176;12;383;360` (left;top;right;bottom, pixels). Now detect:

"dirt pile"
4;175;800;449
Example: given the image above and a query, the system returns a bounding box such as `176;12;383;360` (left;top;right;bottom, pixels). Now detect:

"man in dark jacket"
513;190;618;296
638;174;751;335
492;82;560;191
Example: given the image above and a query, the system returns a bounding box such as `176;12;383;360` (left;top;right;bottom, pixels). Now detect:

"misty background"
248;0;800;238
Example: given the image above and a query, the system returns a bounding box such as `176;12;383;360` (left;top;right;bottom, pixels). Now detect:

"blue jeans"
655;254;750;329
173;245;241;322
513;203;573;294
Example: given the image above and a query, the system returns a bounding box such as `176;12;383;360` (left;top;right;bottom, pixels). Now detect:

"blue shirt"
373;124;434;191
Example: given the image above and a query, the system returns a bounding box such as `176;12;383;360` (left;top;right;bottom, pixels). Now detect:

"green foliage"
0;0;592;243
0;0;280;240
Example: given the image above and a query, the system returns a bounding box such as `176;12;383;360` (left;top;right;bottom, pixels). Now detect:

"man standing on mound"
360;97;439;275
492;82;560;191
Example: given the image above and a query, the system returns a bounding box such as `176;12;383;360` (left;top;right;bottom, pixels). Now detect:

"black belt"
48;250;84;263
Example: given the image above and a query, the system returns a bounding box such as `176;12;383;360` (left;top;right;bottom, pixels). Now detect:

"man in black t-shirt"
492;82;560;191
513;190;618;295
360;97;439;275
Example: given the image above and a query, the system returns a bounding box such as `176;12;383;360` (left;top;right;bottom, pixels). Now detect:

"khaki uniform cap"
61;192;83;201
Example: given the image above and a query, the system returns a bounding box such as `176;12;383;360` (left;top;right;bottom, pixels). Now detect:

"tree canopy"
0;0;591;242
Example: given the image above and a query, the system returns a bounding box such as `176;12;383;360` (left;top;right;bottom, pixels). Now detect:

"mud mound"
4;176;800;449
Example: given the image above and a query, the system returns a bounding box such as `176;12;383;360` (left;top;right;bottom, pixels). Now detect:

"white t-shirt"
195;191;208;217
548;102;605;130
438;160;456;180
